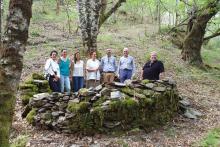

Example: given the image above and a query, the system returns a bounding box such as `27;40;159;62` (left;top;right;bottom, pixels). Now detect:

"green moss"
0;92;16;147
121;87;134;96
19;84;38;92
67;102;90;113
26;108;36;124
32;73;45;80
21;95;32;105
141;79;150;84
135;93;146;99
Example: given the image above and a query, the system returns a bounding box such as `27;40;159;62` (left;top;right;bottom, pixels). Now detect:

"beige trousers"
103;73;115;83
86;80;100;88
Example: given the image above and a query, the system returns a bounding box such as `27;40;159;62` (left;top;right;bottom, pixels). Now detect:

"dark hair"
74;52;80;64
61;48;67;53
90;51;96;57
50;50;58;56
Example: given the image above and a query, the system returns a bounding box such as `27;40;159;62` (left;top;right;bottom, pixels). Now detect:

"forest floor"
10;15;220;147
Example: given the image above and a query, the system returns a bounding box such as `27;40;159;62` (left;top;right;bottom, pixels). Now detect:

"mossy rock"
21;95;33;105
141;79;150;84
19;84;38;92
67;102;90;113
26;108;36;124
121;87;134;96
32;73;45;80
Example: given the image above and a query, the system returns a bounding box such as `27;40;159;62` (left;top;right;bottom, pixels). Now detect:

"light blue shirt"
101;55;117;72
118;55;136;75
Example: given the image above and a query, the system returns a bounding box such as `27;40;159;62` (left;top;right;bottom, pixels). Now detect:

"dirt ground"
11;21;220;147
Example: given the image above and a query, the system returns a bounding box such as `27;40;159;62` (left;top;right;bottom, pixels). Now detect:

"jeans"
73;76;84;92
60;75;71;93
119;69;132;83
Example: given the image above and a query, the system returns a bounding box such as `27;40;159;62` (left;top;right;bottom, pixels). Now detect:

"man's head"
150;51;157;62
61;49;67;58
50;50;58;60
106;48;112;57
123;48;129;57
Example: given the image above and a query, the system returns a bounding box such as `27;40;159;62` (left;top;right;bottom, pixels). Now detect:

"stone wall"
22;76;180;134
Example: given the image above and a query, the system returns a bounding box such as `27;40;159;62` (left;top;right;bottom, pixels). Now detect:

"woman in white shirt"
45;50;60;92
72;51;85;92
86;51;100;88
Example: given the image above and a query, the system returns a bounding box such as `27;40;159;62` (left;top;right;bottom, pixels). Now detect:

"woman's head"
74;51;80;63
90;51;97;60
50;50;58;60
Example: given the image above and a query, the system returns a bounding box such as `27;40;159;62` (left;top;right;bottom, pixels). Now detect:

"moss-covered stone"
141;79;150;84
121;87;134;96
21;95;32;105
26;108;36;124
32;73;45;80
67;102;90;113
19;84;38;92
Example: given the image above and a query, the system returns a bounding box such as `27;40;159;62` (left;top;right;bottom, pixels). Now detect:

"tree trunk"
181;0;220;65
77;0;101;53
0;0;3;46
0;0;32;146
56;0;60;15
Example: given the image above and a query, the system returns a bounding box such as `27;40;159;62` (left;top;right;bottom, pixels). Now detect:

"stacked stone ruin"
21;73;180;134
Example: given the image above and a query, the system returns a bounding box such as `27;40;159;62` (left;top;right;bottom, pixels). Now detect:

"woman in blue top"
59;49;71;93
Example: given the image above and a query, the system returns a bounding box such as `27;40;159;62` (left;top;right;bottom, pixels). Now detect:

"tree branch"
99;0;126;29
204;29;220;41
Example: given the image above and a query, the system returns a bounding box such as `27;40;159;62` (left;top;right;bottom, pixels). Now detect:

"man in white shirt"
45;50;60;92
118;48;136;83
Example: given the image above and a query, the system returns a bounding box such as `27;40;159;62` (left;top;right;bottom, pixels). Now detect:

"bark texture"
181;0;220;65
0;0;32;146
77;0;102;53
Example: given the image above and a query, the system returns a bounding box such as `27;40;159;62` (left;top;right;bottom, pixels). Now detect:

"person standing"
72;51;85;92
86;51;100;88
44;50;60;92
59;49;71;93
118;48;136;83
141;51;164;80
100;48;117;83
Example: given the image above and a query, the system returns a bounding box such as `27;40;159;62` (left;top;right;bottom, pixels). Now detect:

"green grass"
202;38;220;69
195;128;220;147
10;135;29;147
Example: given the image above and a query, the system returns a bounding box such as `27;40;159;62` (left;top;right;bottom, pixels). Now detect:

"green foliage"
10;135;29;147
197;127;220;147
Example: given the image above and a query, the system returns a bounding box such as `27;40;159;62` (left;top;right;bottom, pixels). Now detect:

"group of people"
44;48;164;93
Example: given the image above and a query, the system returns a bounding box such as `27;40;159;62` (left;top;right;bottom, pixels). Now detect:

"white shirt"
44;58;60;78
86;59;100;80
73;60;84;77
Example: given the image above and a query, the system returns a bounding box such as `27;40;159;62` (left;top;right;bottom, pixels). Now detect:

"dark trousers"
72;76;84;92
49;76;60;92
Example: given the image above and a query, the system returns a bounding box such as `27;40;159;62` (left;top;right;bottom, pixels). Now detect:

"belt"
103;71;114;73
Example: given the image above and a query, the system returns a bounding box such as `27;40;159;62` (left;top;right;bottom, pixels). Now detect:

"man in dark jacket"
141;51;164;80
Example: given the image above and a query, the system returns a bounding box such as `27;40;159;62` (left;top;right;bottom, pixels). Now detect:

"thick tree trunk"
0;0;32;146
77;0;101;53
181;0;220;65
